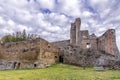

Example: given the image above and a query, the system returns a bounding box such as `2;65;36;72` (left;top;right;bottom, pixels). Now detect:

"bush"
1;29;38;43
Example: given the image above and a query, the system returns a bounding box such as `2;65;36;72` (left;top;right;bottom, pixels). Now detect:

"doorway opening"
17;63;21;69
13;62;17;69
59;55;64;63
34;64;37;68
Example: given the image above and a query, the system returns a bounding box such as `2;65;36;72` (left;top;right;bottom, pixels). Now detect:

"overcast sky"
0;0;120;50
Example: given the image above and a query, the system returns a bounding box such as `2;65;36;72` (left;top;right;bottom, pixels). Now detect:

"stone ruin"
0;38;59;70
53;18;120;69
0;17;120;70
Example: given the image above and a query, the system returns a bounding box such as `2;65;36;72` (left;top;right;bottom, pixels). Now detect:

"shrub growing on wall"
1;29;38;43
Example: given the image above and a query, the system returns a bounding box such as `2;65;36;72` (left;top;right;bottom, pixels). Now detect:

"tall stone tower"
70;18;81;46
70;23;76;45
75;18;81;45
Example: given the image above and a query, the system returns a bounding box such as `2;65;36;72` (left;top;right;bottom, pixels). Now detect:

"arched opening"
13;62;17;69
59;55;64;63
17;63;21;69
34;64;37;68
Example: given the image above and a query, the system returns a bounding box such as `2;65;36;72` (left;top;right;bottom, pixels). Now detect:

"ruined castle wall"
63;45;116;67
39;38;59;67
90;38;97;50
52;18;120;69
0;39;40;61
98;29;119;56
80;30;89;38
89;34;98;50
52;40;70;57
63;45;100;66
80;39;90;49
0;38;59;70
79;31;98;50
79;30;90;49
52;40;70;50
0;39;41;70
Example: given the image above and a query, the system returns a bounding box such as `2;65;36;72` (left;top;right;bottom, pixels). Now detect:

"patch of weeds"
19;77;24;80
111;77;120;80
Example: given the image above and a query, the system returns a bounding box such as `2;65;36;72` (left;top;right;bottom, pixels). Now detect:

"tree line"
1;29;38;43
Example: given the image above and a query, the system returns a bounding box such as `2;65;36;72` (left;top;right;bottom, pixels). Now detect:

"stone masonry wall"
70;18;81;46
39;38;59;68
70;23;76;45
0;38;59;70
98;29;119;56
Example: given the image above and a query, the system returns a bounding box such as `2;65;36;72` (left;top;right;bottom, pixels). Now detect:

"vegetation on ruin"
0;64;119;80
1;29;38;43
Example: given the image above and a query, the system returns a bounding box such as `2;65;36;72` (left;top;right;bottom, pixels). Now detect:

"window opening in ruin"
73;49;76;51
55;56;57;58
86;43;91;49
48;45;50;48
111;31;114;34
34;64;37;68
83;36;86;38
59;55;64;63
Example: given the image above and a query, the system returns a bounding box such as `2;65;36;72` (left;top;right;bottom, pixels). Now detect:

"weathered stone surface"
0;38;59;70
94;66;105;71
70;18;81;46
53;18;120;69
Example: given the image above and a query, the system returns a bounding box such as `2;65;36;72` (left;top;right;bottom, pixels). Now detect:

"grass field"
0;64;120;80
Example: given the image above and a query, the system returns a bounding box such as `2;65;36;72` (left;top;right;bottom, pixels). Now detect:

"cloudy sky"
0;0;120;50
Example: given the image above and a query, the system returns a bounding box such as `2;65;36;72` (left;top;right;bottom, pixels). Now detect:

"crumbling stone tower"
70;23;76;45
70;18;81;46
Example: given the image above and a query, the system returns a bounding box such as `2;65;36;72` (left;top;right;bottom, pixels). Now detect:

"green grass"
0;64;120;80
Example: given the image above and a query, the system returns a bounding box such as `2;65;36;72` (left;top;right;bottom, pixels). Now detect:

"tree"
22;29;27;40
1;29;38;43
1;35;15;43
